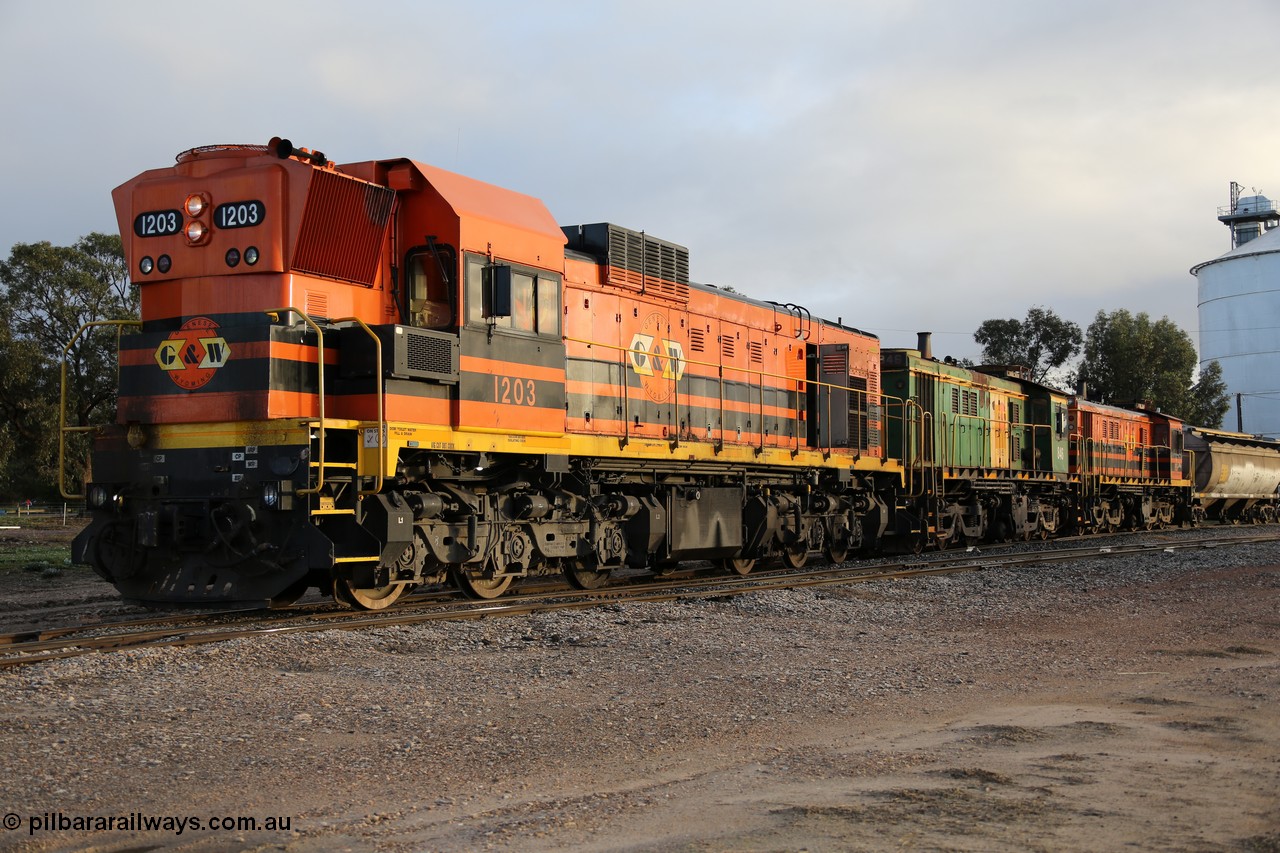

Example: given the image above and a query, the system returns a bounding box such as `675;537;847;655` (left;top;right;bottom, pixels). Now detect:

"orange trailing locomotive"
67;139;1203;608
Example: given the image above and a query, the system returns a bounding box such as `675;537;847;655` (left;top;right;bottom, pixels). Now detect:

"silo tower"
1192;182;1280;436
1217;182;1280;247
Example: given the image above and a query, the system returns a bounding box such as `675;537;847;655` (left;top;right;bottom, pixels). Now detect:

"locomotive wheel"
824;543;850;564
92;521;144;581
781;545;808;569
333;578;409;610
451;565;513;600
722;557;756;576
564;559;611;590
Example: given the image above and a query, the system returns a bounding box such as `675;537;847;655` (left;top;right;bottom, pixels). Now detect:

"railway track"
2;529;1277;670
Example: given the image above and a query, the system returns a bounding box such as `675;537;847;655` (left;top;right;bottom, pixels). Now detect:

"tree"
0;234;137;497
973;306;1082;386
1075;309;1230;427
1184;360;1231;429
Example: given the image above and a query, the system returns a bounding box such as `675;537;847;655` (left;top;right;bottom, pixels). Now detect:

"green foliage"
973;306;1082;386
1185;360;1231;428
1076;309;1230;427
0;234;137;497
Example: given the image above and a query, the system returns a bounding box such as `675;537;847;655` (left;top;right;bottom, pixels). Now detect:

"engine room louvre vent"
305;290;329;318
689;327;705;352
561;223;689;305
407;332;455;375
293;170;396;286
748;341;764;364
821;352;847;374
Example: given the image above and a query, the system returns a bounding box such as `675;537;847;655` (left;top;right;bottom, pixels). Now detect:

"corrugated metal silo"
1192;186;1280;436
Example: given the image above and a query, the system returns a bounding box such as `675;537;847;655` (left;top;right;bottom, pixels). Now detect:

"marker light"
225;248;241;268
139;256;154;275
157;255;172;273
244;246;260;266
185;193;209;217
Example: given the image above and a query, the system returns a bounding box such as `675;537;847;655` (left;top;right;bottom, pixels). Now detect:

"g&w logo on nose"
154;317;231;390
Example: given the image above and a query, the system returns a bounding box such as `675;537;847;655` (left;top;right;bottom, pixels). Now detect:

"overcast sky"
2;0;1276;361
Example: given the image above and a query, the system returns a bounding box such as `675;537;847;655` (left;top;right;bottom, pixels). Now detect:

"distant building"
1192;183;1280;435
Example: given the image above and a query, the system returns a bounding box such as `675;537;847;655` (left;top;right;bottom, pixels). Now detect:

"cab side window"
407;248;455;329
465;253;560;337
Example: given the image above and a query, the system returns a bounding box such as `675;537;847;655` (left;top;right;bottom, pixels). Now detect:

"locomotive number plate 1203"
214;200;265;229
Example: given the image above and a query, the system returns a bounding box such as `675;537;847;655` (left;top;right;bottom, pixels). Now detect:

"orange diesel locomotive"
71;140;897;608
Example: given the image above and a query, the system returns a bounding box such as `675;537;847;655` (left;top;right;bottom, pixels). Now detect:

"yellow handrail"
331;315;385;497
59;319;143;499
265;308;327;496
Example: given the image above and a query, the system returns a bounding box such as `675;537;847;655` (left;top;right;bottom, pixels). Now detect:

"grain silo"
1192;183;1280;436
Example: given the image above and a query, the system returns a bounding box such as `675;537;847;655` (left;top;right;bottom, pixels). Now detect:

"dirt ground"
0;528;1276;852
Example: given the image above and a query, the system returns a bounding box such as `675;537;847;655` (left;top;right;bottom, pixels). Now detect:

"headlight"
185;193;209;217
262;481;280;507
186;221;208;244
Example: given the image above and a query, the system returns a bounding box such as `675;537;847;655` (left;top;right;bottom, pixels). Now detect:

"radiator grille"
293;171;396;285
562;223;689;304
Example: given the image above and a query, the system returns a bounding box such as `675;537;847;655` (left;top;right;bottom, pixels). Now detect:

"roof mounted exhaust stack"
917;332;933;360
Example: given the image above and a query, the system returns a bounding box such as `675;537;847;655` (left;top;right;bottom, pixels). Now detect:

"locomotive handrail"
620;342;630;448
331;315;385;497
562;332;894;462
717;361;725;452
880;394;920;496
265;308;328;496
758;372;766;454
910;400;929;498
58;318;144;499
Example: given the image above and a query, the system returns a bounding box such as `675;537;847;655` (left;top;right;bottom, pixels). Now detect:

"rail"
6;528;1270;668
58;319;143;499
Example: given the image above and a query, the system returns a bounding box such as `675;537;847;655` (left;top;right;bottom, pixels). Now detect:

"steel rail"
3;531;1277;670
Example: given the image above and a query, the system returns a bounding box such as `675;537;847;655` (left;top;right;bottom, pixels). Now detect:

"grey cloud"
2;0;1277;359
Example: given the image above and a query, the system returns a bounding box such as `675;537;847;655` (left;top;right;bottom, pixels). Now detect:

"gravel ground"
0;529;1277;852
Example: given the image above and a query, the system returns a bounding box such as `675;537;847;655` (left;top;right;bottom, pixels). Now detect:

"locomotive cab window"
406;246;457;330
465;253;560;337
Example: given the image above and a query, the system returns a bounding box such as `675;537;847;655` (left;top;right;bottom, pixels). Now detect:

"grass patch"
0;542;74;574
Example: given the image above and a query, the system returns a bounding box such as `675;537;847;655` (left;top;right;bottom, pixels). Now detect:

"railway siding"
0;528;1275;851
